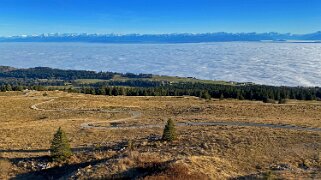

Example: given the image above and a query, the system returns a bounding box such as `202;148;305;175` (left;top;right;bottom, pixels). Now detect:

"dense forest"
77;83;321;101
0;66;320;102
0;66;152;80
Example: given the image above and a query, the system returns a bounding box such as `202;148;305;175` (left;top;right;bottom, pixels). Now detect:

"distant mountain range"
1;32;321;43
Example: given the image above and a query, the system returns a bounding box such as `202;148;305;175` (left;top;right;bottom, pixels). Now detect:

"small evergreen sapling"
50;127;72;162
162;119;177;142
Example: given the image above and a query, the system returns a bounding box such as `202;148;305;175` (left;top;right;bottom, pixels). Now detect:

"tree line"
77;82;321;101
1;81;320;102
0;66;152;80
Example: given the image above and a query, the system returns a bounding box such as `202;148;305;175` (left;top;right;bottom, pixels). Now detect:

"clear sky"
0;0;321;36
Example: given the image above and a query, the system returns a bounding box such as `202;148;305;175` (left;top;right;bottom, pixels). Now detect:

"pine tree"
162;119;177;142
5;84;12;91
50;127;72;162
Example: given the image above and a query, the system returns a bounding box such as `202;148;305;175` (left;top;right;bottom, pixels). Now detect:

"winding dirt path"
31;99;56;111
30;98;142;128
30;98;321;132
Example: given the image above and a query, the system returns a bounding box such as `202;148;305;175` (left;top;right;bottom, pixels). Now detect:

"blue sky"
0;0;321;36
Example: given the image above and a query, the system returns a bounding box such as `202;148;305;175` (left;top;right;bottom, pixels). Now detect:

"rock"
298;162;309;170
270;163;291;171
17;161;25;168
142;141;148;146
37;162;49;170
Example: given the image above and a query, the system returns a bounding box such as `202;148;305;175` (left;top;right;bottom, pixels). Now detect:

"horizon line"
1;31;321;38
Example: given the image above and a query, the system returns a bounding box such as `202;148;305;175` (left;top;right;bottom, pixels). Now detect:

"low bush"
263;97;276;104
278;98;288;104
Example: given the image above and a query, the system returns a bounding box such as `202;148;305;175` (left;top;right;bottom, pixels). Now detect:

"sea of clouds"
0;42;320;87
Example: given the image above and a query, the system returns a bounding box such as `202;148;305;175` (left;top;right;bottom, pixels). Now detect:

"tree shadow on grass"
3;142;129;180
12;155;117;180
0;146;112;154
1;141;128;156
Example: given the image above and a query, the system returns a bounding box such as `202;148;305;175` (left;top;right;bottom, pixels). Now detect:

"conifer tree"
219;93;224;100
162;119;177;142
50;127;72;162
201;91;211;100
5;84;12;91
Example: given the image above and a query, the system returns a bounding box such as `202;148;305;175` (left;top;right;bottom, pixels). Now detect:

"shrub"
238;95;245;100
201;91;211;100
263;97;275;104
162;119;176;142
38;115;48;120
262;171;275;180
50;127;72;162
127;139;135;151
278;98;287;104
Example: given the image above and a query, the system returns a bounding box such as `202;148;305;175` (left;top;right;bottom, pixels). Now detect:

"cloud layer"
0;42;320;86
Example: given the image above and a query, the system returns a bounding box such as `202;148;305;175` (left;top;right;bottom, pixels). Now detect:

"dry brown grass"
0;91;320;179
0;159;13;179
177;156;238;179
142;163;210;180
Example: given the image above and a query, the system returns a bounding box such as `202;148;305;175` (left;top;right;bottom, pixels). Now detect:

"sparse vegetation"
1;91;321;179
141;162;210;180
127;139;135;152
263;171;275;180
50;127;73;162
